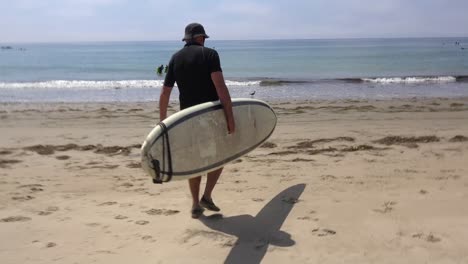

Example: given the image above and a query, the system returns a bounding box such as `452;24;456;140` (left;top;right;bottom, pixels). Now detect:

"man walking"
159;23;236;218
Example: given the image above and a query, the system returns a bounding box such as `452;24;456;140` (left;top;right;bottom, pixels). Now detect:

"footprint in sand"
373;201;397;214
18;184;44;191
126;162;141;168
38;206;60;216
135;220;149;225
56;155;70;160
234;180;247;184
11;195;35;201
141;235;154;241
47;206;59;212
115;215;128;220
183;229;234;247
140;234;157;242
98;201;118;206
19;185;44;193
312;228;336;237
120;182;134;188
38;211;52;216
93;250;116;255
45;242;57;248
30;187;43;192
144;209;180;216
321;175;337;181
86;223;101;227
412;232;441;243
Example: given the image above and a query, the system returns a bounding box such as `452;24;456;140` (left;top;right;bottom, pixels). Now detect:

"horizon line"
2;36;468;45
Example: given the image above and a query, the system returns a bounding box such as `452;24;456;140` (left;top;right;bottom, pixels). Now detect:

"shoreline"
1;95;468;105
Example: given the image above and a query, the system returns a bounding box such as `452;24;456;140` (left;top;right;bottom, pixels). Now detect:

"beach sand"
1;97;468;264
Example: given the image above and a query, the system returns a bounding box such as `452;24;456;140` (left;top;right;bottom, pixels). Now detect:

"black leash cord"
150;122;173;184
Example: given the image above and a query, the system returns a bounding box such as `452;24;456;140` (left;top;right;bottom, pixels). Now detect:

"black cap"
182;23;210;41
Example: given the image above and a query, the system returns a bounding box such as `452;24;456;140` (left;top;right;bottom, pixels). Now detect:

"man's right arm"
160;56;175;121
211;71;235;134
159;85;173;121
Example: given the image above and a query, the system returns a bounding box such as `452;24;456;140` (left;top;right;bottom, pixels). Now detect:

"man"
159;23;236;219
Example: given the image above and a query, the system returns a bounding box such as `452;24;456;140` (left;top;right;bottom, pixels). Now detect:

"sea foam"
0;79;260;90
362;76;457;84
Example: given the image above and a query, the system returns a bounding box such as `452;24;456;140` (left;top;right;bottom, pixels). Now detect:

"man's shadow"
199;184;306;264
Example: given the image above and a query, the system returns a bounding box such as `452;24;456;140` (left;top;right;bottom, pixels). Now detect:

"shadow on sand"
199;183;306;264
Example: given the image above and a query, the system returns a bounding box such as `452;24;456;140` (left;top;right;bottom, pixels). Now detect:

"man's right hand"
227;119;235;134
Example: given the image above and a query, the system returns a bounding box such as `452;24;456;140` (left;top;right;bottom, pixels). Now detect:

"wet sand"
1;97;468;263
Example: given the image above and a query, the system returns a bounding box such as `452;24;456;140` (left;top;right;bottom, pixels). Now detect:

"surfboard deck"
141;98;277;183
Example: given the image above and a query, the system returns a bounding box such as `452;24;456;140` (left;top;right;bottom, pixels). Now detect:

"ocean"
1;38;468;102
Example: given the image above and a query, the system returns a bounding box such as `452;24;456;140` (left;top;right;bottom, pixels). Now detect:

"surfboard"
141;98;277;183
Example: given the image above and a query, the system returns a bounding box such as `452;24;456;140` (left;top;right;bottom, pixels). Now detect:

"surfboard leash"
150;122;173;184
161;122;173;182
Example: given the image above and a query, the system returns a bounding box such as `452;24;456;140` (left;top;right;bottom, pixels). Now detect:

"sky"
1;0;468;42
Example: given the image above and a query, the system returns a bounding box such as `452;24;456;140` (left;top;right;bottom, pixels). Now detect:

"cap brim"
182;34;209;41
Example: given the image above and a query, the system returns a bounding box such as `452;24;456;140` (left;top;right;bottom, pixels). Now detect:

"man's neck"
193;37;205;46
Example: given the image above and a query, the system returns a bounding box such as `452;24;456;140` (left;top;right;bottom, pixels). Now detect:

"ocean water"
1;38;468;102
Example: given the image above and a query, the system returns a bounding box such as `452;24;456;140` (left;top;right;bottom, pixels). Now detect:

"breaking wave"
1;75;466;90
0;79;261;90
362;76;459;84
258;75;468;86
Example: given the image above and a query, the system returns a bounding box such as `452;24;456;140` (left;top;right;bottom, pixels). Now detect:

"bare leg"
203;167;223;200
188;176;202;209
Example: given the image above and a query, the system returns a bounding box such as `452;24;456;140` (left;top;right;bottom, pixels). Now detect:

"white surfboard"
141;98;277;183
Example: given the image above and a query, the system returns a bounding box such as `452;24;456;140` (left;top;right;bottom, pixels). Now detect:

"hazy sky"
2;0;468;42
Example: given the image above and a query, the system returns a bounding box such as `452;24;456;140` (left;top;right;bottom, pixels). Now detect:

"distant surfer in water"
159;23;236;219
156;64;164;75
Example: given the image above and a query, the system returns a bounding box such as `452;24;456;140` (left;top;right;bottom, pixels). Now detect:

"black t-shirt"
163;42;222;109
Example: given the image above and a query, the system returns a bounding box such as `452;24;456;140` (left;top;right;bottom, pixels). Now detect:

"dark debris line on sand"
0;150;14;155
1;216;32;222
0;159;22;168
287;137;355;150
22;144;142;156
259;141;277;148
341;145;383;152
449;135;468;142
265;134;468;158
373;136;440;146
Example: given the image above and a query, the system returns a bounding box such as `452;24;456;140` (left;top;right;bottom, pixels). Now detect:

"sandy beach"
1;97;468;264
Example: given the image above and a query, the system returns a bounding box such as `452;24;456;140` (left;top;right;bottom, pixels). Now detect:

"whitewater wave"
0;76;466;90
257;76;468;86
225;80;261;86
362;76;458;84
0;80;163;90
0;79;260;89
